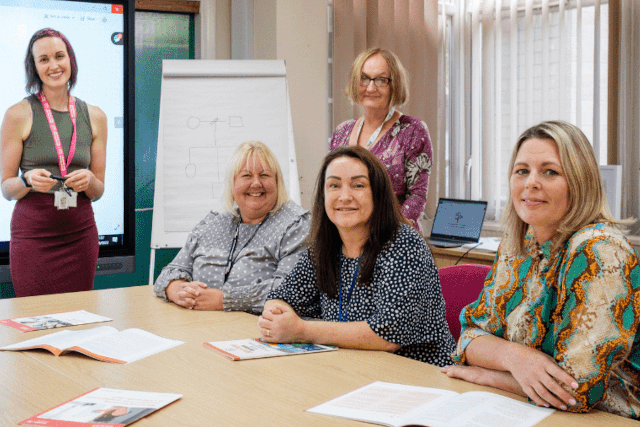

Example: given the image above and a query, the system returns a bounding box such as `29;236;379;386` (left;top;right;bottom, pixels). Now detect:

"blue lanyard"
338;258;360;322
224;214;268;283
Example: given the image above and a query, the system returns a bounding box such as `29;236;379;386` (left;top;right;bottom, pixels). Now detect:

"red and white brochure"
0;310;112;332
20;388;182;426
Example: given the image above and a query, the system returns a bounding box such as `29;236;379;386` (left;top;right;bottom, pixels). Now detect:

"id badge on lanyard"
54;183;78;210
38;92;78;210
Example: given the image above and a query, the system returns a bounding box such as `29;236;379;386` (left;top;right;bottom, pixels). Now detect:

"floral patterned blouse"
453;223;640;418
330;114;432;234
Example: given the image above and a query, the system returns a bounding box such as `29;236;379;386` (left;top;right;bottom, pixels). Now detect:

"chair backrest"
438;264;491;341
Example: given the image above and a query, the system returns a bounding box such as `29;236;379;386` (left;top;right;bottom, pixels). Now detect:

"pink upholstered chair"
439;264;492;341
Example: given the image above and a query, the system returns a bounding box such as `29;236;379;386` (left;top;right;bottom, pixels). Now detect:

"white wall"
224;0;329;209
274;1;328;209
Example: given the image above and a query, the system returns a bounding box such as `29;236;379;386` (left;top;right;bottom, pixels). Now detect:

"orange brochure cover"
20;388;182;426
0;310;112;332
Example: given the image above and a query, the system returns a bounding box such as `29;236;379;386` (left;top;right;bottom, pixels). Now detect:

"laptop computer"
427;198;488;248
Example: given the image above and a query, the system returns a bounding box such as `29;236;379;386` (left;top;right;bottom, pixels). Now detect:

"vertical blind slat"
437;0;447;198
620;0;640;221
558;0;568;122
634;0;640;222
576;0;583;128
510;0;518;152
592;0;601;157
470;0;483;199
525;0;534;126
541;0;550;119
482;0;494;204
456;0;467;198
493;0;503;218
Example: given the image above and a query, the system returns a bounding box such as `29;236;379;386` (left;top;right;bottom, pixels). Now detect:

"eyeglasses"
359;76;392;88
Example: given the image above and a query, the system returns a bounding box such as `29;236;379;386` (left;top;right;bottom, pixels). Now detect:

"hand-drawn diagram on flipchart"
151;60;299;250
183;115;244;181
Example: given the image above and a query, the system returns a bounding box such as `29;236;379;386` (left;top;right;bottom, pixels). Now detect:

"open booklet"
0;326;184;364
0;310;112;332
307;381;554;427
204;338;337;361
20;388;182;426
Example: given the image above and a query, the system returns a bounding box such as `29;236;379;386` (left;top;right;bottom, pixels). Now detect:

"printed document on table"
204;338;337;360
462;237;501;252
0;310;112;332
20;388;182;426
308;381;553;427
1;326;184;363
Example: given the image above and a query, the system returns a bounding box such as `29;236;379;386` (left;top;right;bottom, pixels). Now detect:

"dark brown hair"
309;146;409;299
25;28;78;94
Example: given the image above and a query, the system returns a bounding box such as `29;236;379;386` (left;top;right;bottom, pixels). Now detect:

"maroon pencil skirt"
10;192;98;297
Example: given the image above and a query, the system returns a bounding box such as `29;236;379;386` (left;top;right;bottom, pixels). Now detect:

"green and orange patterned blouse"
452;222;640;418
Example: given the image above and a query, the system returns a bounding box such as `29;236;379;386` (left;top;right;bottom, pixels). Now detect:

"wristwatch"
20;174;32;188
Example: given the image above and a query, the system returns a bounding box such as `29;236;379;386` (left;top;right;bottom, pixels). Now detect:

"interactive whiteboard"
151;60;299;251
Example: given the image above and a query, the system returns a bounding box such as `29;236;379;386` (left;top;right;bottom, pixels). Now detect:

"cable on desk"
454;243;482;266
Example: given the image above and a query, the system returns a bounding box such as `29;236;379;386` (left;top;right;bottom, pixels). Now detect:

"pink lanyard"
37;91;77;177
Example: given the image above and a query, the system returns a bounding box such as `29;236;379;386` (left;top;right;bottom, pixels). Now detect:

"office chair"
438;264;491;341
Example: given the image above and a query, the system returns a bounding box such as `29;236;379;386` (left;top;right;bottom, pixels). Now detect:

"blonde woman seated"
258;146;455;366
153;141;310;313
442;121;639;418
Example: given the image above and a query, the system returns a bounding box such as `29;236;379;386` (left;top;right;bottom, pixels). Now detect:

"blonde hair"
501;121;631;255
222;141;289;217
345;48;409;108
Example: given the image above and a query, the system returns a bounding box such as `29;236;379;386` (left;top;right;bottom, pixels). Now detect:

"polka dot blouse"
268;223;455;366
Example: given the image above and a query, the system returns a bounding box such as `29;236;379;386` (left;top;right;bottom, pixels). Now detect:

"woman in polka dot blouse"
153;141;310;314
258;146;455;366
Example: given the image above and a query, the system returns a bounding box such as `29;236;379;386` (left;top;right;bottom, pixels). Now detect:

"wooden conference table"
1;286;636;426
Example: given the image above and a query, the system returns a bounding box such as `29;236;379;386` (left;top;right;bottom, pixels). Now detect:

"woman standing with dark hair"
0;28;107;296
258;147;454;366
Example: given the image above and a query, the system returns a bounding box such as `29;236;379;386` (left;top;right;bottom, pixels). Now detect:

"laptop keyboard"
428;240;464;248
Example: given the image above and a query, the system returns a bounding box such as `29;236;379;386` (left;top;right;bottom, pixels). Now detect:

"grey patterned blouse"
153;201;310;314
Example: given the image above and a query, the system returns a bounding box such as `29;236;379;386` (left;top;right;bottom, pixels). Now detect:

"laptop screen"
429;198;487;243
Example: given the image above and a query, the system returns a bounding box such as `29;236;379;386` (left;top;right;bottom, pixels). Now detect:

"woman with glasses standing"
330;48;432;234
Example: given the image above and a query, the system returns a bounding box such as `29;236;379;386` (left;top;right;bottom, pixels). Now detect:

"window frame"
438;0;612;230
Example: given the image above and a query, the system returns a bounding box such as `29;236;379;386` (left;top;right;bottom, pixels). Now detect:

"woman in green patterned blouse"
441;121;639;419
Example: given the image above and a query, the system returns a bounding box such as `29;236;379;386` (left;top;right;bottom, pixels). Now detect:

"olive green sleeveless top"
21;94;93;192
